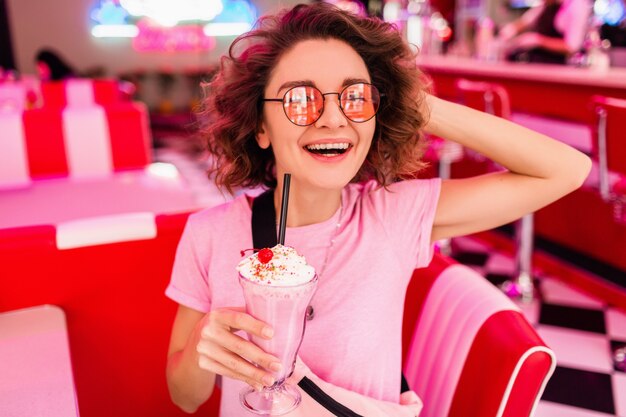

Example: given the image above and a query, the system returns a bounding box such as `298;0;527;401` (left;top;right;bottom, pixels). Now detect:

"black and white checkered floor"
451;236;626;417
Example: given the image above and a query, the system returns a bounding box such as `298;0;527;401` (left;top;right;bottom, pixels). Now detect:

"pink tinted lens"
283;86;323;126
340;83;380;122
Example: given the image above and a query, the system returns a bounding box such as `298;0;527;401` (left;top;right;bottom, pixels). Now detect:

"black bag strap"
401;374;410;393
251;189;277;250
250;189;411;394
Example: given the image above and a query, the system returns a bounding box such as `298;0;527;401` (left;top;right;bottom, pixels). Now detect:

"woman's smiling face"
257;38;376;192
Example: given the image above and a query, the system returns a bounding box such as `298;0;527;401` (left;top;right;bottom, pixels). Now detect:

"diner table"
0;166;202;230
0;305;80;417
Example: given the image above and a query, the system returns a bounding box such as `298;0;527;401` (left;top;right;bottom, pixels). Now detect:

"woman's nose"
314;94;348;129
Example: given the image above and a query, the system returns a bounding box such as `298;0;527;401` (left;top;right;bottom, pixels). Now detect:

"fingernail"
269;362;282;372
262;327;274;338
262;375;275;386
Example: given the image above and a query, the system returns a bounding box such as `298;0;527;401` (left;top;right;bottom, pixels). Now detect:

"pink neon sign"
131;19;216;52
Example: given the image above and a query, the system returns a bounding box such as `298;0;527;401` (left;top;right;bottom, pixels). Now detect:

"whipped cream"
237;244;316;286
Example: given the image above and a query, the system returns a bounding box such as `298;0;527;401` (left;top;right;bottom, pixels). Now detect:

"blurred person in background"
499;0;592;63
35;48;77;81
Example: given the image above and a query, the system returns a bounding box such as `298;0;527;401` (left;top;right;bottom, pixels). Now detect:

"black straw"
277;173;291;245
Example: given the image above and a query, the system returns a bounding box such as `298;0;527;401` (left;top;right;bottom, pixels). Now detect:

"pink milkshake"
237;244;317;415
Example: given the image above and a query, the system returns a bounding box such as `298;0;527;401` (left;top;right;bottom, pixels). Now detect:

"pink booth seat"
0;305;79;417
403;254;556;417
0;211;220;417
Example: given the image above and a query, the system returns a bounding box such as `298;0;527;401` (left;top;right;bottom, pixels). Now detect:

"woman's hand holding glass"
194;307;283;391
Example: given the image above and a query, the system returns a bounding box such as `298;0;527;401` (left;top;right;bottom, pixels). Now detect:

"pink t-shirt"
166;178;441;416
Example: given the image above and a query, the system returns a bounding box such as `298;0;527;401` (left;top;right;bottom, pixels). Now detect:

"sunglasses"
262;82;382;126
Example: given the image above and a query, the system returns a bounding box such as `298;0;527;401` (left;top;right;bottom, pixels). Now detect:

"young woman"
165;3;590;415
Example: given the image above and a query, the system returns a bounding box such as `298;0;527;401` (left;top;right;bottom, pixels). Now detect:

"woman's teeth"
305;143;351;155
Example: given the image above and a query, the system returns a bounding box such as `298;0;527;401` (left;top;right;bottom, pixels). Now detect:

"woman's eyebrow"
276;80;315;95
342;77;370;87
275;77;371;95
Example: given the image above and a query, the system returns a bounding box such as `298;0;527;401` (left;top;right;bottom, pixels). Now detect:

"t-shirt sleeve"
370;178;442;269
165;214;212;313
561;0;591;51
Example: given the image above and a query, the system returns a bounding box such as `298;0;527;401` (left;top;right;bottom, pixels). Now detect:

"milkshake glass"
237;245;317;415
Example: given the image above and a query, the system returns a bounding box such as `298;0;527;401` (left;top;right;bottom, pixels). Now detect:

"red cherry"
258;248;273;264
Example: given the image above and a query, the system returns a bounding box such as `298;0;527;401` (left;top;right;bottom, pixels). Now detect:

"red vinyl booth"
403;255;555;417
40;79;127;108
0;78;150;190
0;212;220;417
0;77;206;230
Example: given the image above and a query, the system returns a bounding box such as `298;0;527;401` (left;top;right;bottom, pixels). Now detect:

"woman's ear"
256;124;271;149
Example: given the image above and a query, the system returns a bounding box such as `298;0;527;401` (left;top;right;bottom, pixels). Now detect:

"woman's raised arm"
425;94;591;242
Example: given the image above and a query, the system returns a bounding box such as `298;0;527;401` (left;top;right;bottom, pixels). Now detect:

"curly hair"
201;2;430;193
